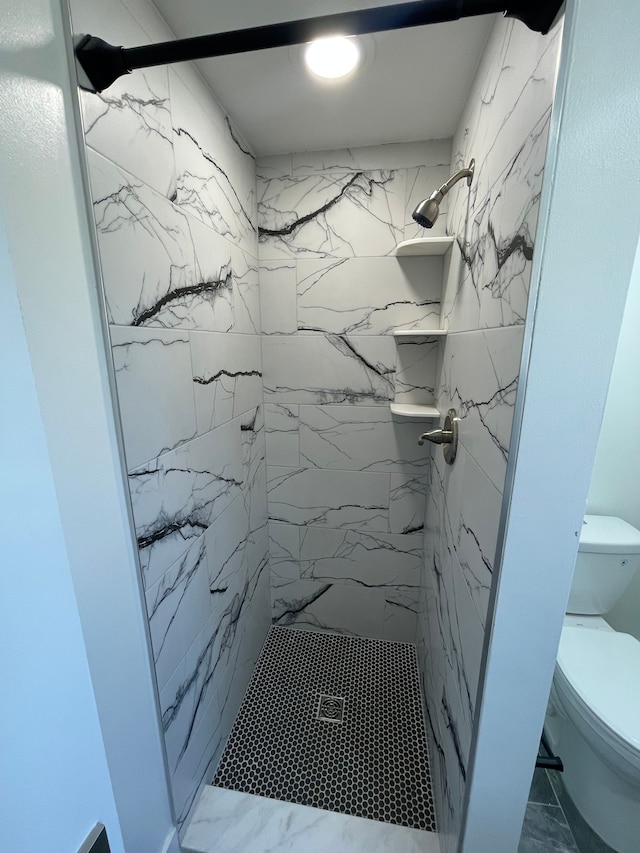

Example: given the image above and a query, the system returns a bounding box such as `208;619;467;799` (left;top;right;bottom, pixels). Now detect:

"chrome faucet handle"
417;408;459;465
418;428;452;446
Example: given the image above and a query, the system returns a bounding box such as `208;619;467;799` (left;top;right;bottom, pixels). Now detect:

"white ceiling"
151;0;494;156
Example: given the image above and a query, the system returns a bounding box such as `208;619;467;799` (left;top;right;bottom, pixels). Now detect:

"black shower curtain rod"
75;0;563;93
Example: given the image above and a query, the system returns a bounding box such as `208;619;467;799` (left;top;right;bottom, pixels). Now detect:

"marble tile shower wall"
70;0;270;831
416;18;562;853
256;141;451;642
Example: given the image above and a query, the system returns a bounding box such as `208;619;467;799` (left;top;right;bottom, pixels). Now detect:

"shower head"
412;159;475;229
412;195;442;229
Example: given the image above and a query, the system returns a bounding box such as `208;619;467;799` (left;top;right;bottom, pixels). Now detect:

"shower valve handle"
417;409;459;465
418;429;452;446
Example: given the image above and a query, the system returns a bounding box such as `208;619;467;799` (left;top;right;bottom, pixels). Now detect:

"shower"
412;159;475;228
62;0;569;847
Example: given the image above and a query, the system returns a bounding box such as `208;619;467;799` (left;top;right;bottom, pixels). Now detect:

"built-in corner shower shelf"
389;239;452;421
390;403;440;419
392;329;448;338
393;236;455;256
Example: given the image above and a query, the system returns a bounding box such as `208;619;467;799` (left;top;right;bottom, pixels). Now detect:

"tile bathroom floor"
519;767;581;853
212;626;436;831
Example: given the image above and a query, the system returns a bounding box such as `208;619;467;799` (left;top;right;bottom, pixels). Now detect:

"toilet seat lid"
558;627;640;751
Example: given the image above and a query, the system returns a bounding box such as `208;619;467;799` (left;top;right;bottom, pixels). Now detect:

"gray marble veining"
183;786;441;853
257;140;450;641
76;0;269;831
417;17;561;853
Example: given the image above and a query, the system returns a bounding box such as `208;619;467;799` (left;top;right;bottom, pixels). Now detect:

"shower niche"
390;236;453;420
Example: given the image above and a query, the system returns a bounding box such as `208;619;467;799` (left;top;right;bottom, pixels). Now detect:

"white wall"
0;0;176;850
587;239;640;640
459;0;640;851
0;207;125;853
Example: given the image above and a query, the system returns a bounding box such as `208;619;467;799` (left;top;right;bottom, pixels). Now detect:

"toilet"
545;515;640;853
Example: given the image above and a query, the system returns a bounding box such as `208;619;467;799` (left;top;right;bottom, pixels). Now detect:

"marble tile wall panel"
71;0;175;197
442;114;554;332
266;467;390;534
240;405;266;498
447;23;561;230
257;169;405;260
258;142;452;642
268;523;301;588
296;257;442;335
437;326;524;492
264;403;299;468
299;527;421;589
161;647;223;826
191;332;263;433
440;240;478;335
416;18;561;853
443;21;562;333
267;507;425;640
298;405;430;474
110;326;197;469
272;581;387;639
262;334;396;406
231;248;260;335
456;452;503;628
128;419;243;590
156;461;269;827
257;139;449;180
145;535;211;693
419;446;486;828
91;151;236;332
167;62;256;209
259;261;297;334
159;606;225;822
271;582;419;644
255;154;294;182
170;71;256;255
289;139;451;175
390;473;428;536
207;495;250;601
240;407;269;561
394;339;439;406
73;0;268;833
383;591;420;644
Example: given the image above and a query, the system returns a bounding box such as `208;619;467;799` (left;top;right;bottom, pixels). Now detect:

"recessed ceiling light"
304;36;360;80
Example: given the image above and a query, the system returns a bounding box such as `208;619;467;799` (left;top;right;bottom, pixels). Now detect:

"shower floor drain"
212;627;436;831
317;694;344;722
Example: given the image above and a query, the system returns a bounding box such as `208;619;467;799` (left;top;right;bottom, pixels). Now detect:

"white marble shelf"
390;403;440;419
392;329;447;338
393;237;455;256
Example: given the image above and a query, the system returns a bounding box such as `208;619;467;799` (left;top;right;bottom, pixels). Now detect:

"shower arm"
430;160;475;203
74;0;564;94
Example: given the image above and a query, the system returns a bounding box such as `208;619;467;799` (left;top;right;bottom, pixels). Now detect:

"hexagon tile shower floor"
212;627;437;830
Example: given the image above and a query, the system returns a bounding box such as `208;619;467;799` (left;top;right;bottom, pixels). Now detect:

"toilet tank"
568;515;640;615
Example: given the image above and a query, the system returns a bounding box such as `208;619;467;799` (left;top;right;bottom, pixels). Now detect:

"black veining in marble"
174;126;256;232
273;583;333;624
225;117;254;159
258;171;395;241
132;271;233;326
193;368;263;386
259;172;365;238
